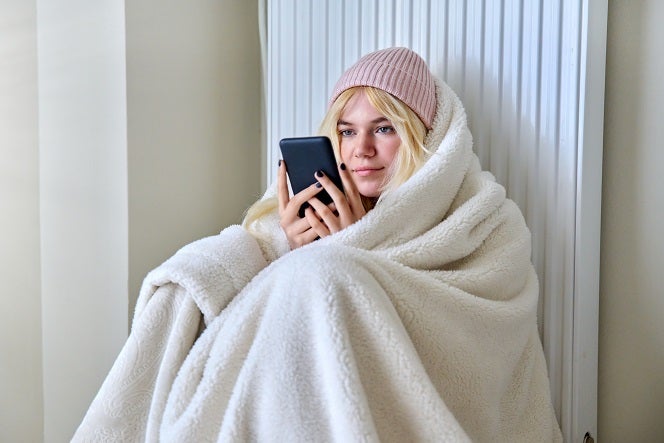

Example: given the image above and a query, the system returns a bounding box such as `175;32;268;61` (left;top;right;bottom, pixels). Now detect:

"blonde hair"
243;86;429;228
319;86;428;208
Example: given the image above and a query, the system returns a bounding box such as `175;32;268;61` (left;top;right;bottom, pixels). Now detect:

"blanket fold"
73;226;269;441
73;79;561;442
135;226;269;325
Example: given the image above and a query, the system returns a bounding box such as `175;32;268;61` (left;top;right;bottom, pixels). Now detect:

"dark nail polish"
340;163;346;170
316;170;324;177
278;159;282;167
315;182;322;188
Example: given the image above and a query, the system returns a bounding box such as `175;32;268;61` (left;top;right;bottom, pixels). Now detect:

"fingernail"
316;170;324;177
278;159;282;167
315;182;322;188
340;163;346;170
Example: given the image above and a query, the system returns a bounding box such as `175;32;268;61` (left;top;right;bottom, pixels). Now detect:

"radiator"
262;1;606;440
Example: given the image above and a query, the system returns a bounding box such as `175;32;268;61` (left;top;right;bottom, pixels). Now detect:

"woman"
74;47;562;442
245;47;435;252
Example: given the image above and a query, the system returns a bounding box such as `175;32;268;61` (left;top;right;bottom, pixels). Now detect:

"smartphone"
279;136;344;217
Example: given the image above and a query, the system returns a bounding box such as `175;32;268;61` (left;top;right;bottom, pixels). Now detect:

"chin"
358;188;381;199
353;178;384;199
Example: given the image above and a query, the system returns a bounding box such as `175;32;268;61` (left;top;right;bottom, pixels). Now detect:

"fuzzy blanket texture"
73;80;562;442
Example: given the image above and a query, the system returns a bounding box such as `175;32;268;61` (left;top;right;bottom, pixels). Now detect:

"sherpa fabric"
72;78;562;442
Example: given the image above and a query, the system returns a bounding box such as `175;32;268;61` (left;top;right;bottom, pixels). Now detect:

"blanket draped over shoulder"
73;80;562;442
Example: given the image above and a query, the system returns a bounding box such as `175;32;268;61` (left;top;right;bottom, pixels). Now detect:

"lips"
353;166;384;177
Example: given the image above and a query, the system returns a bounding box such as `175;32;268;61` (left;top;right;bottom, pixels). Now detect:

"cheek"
382;140;401;164
339;140;352;163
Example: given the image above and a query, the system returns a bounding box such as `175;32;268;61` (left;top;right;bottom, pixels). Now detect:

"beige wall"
0;0;261;441
37;1;129;441
0;2;43;442
599;0;664;441
125;0;262;316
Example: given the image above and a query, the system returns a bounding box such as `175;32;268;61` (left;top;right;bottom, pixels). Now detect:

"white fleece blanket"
73;80;561;442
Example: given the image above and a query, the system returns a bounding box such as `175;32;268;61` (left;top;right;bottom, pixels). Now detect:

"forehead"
339;91;386;123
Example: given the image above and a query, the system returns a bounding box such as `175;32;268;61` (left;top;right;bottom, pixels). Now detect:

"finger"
293;224;321;248
307;196;341;233
314;170;353;220
281;215;314;234
280;212;319;249
313;170;346;204
337;162;365;216
277;160;290;215
303;206;331;238
286;182;325;218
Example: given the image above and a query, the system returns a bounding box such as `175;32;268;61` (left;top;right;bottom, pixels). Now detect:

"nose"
354;132;376;158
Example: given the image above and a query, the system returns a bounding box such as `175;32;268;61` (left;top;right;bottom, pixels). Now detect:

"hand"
277;160;329;249
304;163;366;238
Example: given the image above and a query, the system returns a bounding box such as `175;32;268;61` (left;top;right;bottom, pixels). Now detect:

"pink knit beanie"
329;47;437;129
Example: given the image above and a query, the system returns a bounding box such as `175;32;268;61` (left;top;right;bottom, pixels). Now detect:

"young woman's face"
337;91;401;198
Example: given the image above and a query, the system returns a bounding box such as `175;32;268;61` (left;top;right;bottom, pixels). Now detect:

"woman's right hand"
277;160;327;250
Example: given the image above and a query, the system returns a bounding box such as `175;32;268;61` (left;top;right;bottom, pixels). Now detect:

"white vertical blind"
263;1;606;441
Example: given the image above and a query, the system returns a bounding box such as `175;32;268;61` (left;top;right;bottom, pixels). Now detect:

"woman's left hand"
304;163;366;238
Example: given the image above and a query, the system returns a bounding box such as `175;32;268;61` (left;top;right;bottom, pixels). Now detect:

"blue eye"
339;129;354;137
377;126;395;134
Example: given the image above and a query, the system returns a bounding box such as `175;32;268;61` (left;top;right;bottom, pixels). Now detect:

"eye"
376;126;395;134
338;129;354;137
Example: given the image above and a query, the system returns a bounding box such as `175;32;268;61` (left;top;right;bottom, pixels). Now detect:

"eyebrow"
337;117;390;126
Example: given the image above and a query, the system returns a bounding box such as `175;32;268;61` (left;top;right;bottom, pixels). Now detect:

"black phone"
279;136;344;217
